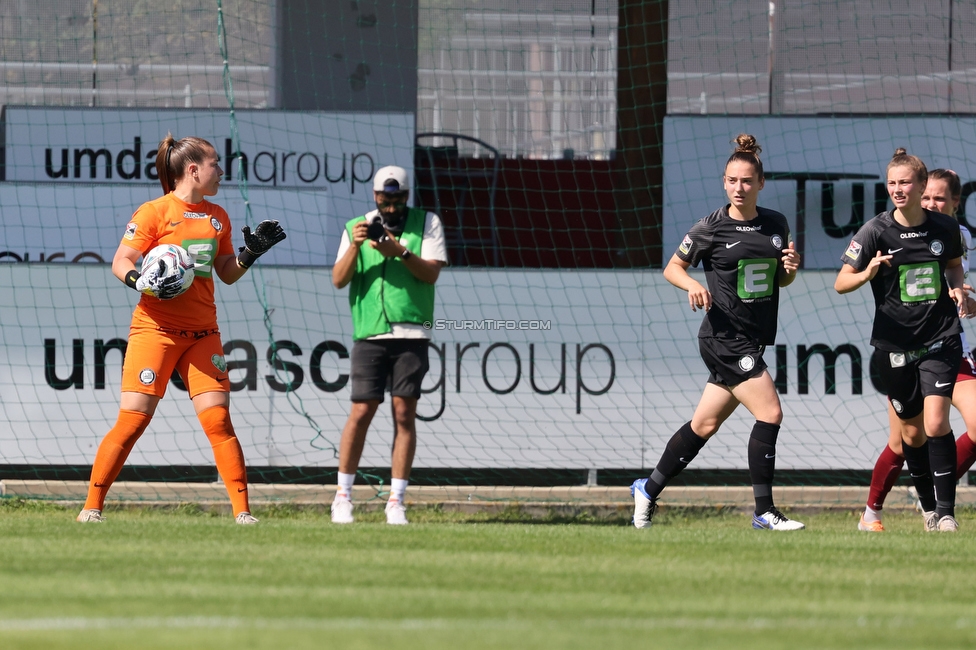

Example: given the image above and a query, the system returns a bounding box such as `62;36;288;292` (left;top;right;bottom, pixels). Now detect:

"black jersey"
675;205;791;345
841;209;963;351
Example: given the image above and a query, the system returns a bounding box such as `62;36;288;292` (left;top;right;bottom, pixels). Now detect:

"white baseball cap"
373;165;410;193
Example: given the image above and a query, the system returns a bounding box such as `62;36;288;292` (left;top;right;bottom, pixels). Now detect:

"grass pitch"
0;500;974;650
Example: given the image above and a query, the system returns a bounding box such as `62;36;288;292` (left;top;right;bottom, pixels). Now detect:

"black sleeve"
841;218;880;272
675;219;713;267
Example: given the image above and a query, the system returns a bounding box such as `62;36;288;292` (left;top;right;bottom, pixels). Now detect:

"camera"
366;216;388;242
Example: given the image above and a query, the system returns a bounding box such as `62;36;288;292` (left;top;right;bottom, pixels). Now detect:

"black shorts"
350;339;430;402
698;336;768;387
875;335;962;420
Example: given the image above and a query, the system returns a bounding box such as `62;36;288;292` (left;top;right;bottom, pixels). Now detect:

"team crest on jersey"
679;234;693;255
210;217;222;231
184;211;208;219
929;240;944;255
770;234;783;250
139;368;156;385
738;355;755;372
211;354;227;373
124;222;138;240
890;398;903;414
844;240;862;260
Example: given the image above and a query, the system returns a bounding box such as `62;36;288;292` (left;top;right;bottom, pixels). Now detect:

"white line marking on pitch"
0;616;961;632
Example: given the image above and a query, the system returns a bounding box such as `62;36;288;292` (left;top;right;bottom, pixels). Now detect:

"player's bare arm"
946;257;968;317
778;242;799;287
111;243;142;282
834;251;891;294
213;253;247;285
663;254;711;312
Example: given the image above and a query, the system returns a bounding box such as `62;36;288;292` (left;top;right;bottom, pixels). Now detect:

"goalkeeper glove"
237;219;287;269
127;260;184;300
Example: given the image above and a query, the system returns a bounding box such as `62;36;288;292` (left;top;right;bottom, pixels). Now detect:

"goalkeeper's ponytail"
155;134;217;196
156;133;177;195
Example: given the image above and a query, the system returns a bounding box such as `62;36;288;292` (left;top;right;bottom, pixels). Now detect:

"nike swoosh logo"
765;454;775;459
94;483;108;488
935;381;952;388
237;488;248;493
726;242;741;249
678;457;689;463
170;220;183;227
934;471;952;477
887;248;903;254
216;376;228;382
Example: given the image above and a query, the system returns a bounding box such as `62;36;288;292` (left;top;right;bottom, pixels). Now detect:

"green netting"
0;1;973;504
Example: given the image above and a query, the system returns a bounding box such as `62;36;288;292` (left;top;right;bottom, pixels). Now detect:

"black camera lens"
366;219;386;242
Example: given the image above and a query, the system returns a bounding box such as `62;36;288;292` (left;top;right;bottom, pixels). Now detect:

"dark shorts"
350;338;430;402
874;335;963;420
699;336;768;387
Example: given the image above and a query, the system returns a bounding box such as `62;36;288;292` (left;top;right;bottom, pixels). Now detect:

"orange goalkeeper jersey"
121;192;235;332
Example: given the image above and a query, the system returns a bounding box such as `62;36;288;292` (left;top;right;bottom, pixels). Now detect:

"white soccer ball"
141;243;195;298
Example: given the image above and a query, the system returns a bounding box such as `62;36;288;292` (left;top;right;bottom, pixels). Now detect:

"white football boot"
752;507;805;531
630;478;657;529
76;509;105;523
937;515;959;532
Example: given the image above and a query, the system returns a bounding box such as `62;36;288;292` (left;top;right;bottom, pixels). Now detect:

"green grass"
1;501;974;649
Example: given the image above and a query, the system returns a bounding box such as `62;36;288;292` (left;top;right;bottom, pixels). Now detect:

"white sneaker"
76;509;104;523
385;499;408;525
923;510;939;532
235;512;259;525
630;478;657;529
752;507;805;531
937;515;959;532
331;497;354;524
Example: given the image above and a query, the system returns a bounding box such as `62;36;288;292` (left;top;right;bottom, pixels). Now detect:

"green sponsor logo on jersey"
183;239;217;278
737;258;776;299
899;262;940;302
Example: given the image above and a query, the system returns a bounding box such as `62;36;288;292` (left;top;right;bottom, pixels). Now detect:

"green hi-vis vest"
345;208;435;340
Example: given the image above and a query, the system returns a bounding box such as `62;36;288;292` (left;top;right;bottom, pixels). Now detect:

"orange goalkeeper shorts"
121;326;230;398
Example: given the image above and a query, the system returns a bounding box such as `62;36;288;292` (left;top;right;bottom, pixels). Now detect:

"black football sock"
646;421;707;500
928;433;957;518
901;440;936;513
748;421;780;514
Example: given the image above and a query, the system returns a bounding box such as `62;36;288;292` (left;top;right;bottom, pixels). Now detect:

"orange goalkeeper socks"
83;409;152;511
198;405;250;515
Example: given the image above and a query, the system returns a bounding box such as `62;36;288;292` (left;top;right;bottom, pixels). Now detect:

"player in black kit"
631;134;805;531
835;148;968;532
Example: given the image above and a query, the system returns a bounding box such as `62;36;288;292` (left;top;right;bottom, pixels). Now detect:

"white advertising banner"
2;107;415;265
3;265;963;470
664;116;976;270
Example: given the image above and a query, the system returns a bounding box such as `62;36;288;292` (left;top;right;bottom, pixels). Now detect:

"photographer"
330;166;448;525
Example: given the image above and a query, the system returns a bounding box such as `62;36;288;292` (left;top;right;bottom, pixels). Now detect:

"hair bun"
734;133;761;156
893;147;908;157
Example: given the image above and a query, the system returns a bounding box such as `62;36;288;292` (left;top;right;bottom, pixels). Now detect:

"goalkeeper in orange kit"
76;133;286;524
